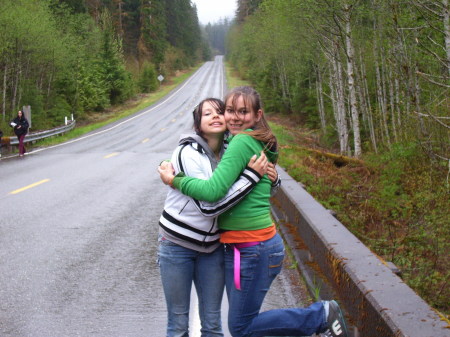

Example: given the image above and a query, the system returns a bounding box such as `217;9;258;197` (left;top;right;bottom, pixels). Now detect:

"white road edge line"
28;66;204;155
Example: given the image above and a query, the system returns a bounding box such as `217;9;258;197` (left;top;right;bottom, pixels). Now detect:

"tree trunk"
116;0;124;37
344;4;361;157
328;65;338;127
276;58;291;111
331;42;349;155
414;62;426;134
388;66;398;142
315;64;327;132
360;52;378;153
2;62;7;122
374;28;391;148
12;61;20;113
394;77;403;141
46;66;54;111
380;47;391;146
443;0;450;77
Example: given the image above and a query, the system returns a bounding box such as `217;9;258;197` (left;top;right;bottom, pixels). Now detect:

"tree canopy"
227;0;449;163
0;0;207;128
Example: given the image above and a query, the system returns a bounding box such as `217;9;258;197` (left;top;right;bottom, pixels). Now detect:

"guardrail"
5;120;76;146
271;167;449;337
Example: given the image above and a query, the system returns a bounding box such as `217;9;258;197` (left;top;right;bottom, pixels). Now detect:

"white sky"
191;0;237;25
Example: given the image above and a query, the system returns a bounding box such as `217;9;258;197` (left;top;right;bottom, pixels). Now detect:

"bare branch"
416;111;450;120
416;36;448;66
414;111;450;129
413;0;444;19
412;2;446;35
427;35;447;51
397;25;428;30
416;71;450;87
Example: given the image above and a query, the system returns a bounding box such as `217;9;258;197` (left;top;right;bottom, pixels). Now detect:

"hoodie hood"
178;133;225;171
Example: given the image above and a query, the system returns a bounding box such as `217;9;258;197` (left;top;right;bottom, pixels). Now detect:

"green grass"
224;61;251;89
268;122;295;144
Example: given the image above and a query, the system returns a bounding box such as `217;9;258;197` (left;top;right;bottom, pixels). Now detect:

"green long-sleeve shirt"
172;133;278;231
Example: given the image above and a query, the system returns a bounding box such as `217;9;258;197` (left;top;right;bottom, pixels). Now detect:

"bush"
47;96;72;126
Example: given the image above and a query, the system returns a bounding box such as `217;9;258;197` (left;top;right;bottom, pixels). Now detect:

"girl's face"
200;101;226;136
225;95;262;135
18;111;23;118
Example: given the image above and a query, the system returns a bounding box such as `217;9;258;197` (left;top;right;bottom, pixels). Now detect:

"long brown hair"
224;86;277;154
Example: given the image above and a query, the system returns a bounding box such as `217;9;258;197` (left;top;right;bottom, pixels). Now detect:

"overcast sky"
191;0;237;25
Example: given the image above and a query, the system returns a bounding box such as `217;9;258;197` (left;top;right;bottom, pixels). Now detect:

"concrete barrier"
272;167;449;337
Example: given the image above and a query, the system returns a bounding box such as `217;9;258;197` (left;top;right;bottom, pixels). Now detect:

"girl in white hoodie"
157;98;270;337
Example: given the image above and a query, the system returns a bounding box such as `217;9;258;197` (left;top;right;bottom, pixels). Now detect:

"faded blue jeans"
224;233;328;337
158;237;225;337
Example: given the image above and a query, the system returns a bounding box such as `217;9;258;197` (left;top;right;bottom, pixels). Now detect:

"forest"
229;0;449;161
227;0;449;315
0;0;208;130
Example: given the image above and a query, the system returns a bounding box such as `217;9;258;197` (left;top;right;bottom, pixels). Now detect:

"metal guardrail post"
272;166;449;337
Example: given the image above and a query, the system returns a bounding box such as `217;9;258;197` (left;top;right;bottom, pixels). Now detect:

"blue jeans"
224;233;328;337
158;237;225;337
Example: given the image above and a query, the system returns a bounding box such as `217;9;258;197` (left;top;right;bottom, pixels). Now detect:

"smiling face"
224;94;262;135
200;100;226;137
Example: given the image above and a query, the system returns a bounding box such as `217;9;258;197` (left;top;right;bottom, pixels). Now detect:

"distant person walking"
10;110;29;156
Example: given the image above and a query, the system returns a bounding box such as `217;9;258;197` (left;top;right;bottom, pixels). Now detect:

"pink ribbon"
233;242;260;290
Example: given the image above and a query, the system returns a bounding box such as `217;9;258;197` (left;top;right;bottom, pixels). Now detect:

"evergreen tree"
165;0;201;66
236;0;263;23
204;18;232;55
138;62;159;92
98;9;133;105
139;0;167;67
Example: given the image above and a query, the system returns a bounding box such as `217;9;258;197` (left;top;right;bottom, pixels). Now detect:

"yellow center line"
160;128;166;132
10;179;50;195
171;119;176;122
142;138;149;143
104;152;120;159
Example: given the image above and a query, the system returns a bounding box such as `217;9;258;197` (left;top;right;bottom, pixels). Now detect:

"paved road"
0;56;310;337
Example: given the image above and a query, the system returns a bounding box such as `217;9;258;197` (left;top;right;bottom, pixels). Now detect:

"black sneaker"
322;300;349;337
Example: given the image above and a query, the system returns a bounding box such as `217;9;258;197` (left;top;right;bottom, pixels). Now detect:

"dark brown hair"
224;86;277;155
192;98;225;138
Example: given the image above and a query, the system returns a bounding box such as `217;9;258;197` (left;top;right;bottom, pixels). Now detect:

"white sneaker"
322;300;349;337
